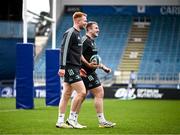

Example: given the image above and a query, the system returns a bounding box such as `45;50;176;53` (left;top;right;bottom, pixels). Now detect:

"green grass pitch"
0;98;180;134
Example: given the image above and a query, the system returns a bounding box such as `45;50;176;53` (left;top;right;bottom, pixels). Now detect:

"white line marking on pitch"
0;107;46;113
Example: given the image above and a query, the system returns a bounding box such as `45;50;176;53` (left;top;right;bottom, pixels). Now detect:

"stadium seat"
138;16;180;80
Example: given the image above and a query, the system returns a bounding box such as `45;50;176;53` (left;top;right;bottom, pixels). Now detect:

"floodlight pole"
23;0;28;43
52;0;56;49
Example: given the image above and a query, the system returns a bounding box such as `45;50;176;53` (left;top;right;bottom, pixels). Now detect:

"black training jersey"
60;27;83;69
81;35;98;74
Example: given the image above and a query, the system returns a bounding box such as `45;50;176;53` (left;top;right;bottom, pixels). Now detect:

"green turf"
0;98;180;134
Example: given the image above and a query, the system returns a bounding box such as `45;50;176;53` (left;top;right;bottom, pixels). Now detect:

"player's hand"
101;65;111;73
80;68;87;77
58;69;65;77
88;62;99;69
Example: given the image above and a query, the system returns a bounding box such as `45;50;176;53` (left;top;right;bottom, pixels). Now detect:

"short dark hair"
86;21;98;31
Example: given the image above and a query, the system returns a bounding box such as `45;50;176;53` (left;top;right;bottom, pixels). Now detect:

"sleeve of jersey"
82;41;88;53
60;30;74;69
82;38;89;54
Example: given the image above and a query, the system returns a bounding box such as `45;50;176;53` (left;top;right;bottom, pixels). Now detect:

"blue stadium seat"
138;16;180;79
34;14;132;80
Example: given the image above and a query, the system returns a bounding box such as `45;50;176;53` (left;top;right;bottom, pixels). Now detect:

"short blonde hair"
73;12;87;21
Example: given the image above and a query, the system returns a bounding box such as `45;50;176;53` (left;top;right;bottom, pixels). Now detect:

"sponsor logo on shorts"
88;75;94;81
75;75;80;79
68;69;74;76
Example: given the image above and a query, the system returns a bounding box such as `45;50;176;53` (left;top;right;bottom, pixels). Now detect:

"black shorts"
64;65;82;84
82;72;101;90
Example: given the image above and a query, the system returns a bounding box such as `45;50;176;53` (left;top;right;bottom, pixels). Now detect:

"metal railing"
136;73;180;85
33;71;46;86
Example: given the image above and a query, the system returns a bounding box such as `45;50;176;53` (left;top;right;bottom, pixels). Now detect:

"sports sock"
74;113;79;122
97;113;106;123
57;113;65;123
68;111;76;121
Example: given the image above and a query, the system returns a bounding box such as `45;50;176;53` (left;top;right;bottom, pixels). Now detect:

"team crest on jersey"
78;36;82;46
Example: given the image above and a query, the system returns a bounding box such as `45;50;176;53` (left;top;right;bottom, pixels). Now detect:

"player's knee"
64;92;71;100
81;92;87;98
78;91;86;99
96;89;104;98
96;94;104;99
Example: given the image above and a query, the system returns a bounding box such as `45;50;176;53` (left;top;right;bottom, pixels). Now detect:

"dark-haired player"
73;21;116;128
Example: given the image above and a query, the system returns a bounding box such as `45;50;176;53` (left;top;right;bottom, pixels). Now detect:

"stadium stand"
115;17;150;83
34;10;180;87
34;14;132;80
0;22;35;82
138;16;180;83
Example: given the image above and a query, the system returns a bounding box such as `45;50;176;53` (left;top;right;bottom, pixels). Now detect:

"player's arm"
81;55;99;69
58;37;66;77
81;37;99;69
99;63;112;73
58;31;73;77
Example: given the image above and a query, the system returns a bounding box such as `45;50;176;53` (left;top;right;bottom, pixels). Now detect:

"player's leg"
67;75;91;128
69;83;88;128
66;80;86;128
90;85;105;121
61;66;86;128
126;80;132;99
90;85;116;128
70;75;89;119
56;82;73;128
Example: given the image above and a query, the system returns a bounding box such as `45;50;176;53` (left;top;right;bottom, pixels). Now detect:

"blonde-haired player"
56;12;87;128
